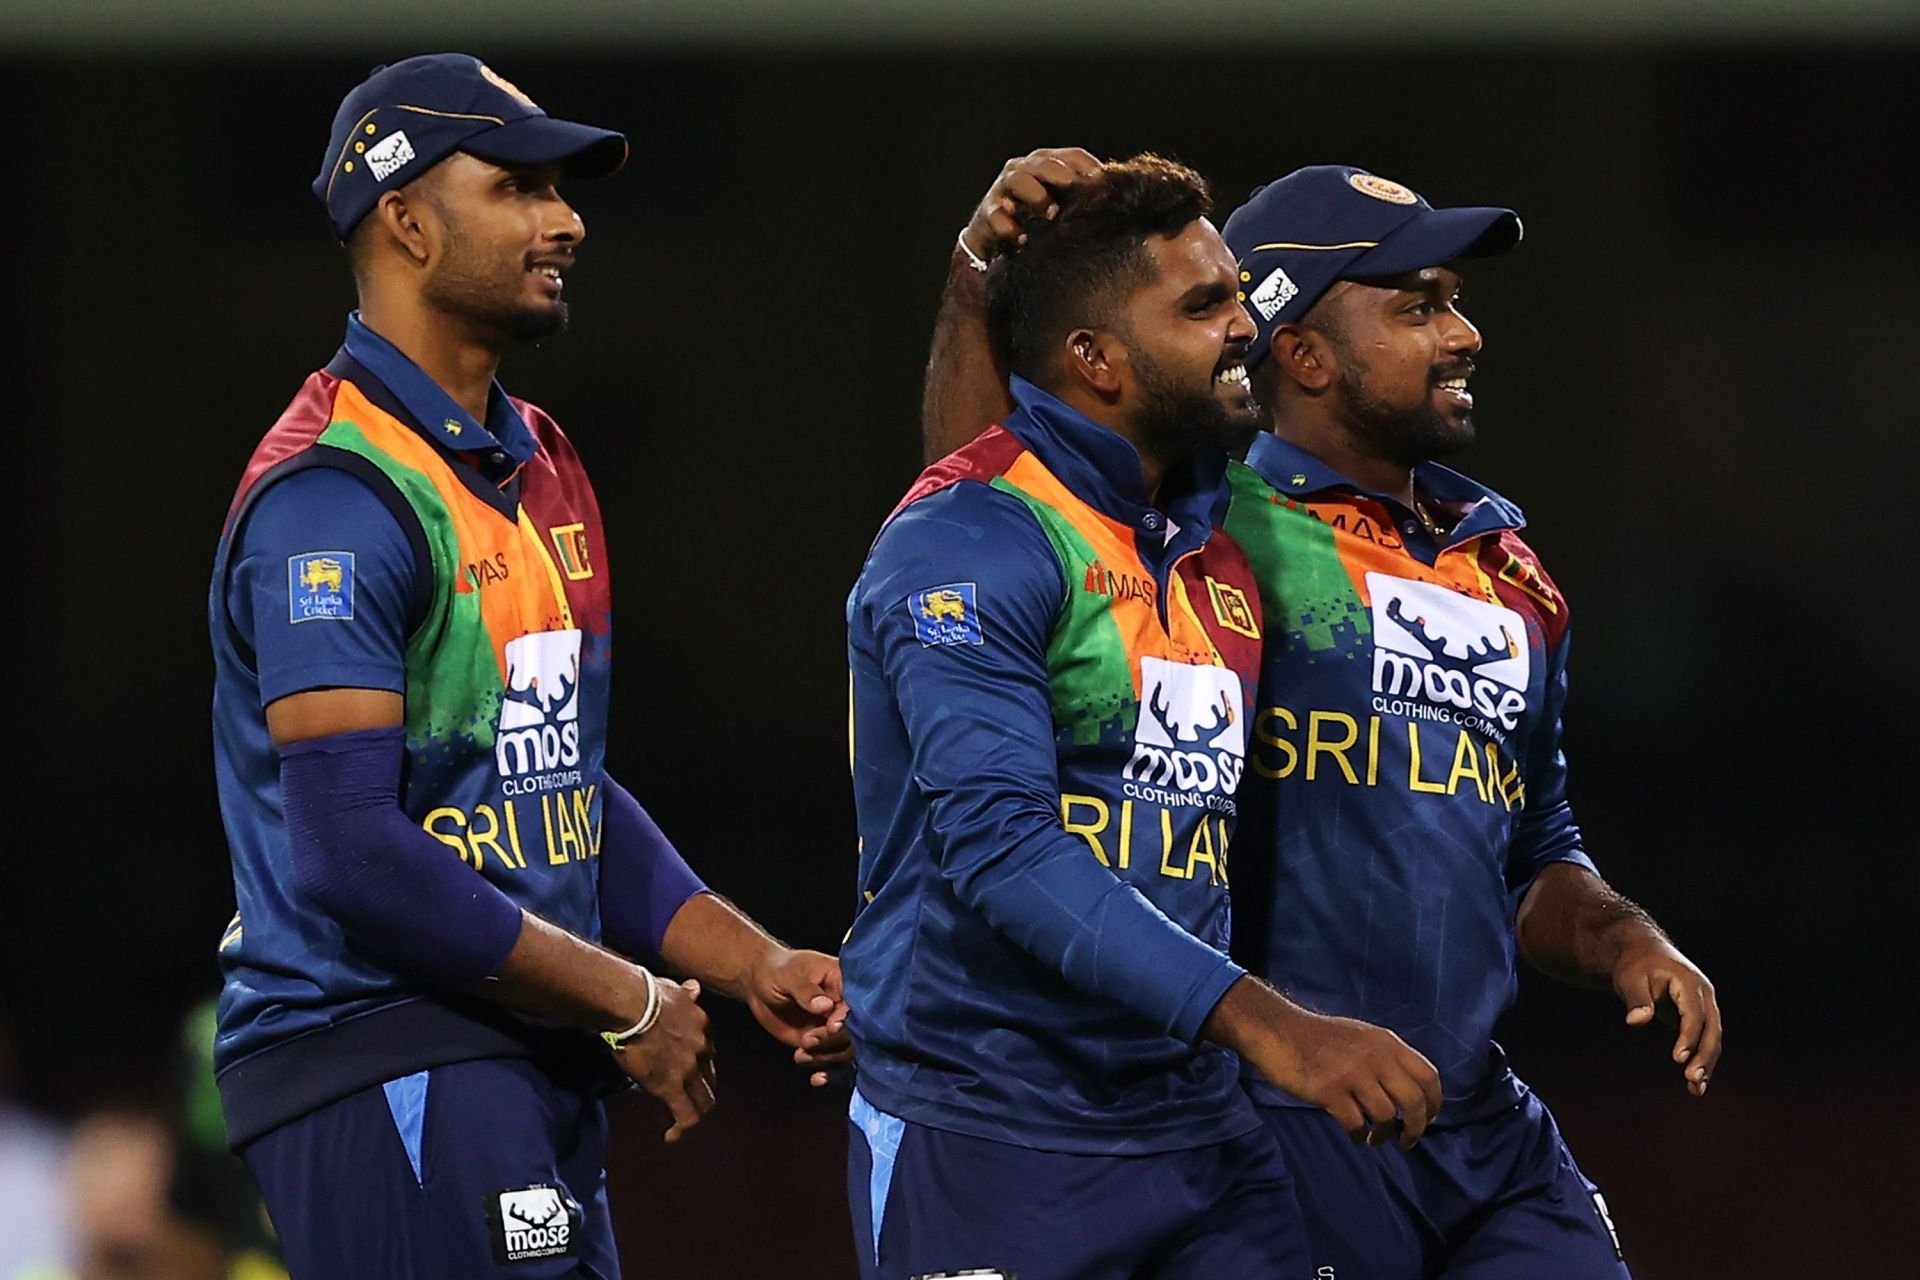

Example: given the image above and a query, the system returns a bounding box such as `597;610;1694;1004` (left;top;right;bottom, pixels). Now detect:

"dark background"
6;36;1917;1279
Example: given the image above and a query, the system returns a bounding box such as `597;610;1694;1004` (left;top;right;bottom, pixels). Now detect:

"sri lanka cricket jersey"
1226;431;1594;1119
208;314;614;1143
843;377;1266;1155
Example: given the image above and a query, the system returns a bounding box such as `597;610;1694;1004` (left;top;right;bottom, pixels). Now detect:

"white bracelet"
602;967;662;1049
956;228;990;273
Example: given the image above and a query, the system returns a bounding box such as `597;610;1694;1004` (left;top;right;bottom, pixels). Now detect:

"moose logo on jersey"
495;629;582;782
487;1184;581;1264
1366;573;1529;736
1125;656;1248;805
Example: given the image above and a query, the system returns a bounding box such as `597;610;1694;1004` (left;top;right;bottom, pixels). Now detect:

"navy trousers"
1257;1089;1631;1279
847;1090;1310;1280
242;1057;620;1279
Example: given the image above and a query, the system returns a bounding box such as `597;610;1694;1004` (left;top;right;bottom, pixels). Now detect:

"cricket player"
208;55;847;1277
844;154;1443;1280
923;153;1723;1277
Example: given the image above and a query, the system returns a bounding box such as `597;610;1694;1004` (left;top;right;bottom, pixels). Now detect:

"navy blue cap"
1222;166;1521;368
313;53;628;240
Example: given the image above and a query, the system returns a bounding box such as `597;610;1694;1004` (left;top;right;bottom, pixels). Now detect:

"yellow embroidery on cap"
1349;173;1419;205
479;64;540;111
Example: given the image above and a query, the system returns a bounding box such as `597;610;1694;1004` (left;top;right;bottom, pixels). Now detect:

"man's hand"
1250;1010;1445;1150
743;947;852;1088
1204;976;1444;1148
1614;938;1721;1097
611;976;717;1142
960;147;1105;263
1516;864;1723;1098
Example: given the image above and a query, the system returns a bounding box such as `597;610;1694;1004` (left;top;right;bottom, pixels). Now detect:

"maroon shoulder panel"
223;371;342;527
887;425;1027;524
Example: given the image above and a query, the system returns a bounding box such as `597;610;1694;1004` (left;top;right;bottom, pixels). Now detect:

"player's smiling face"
1313;265;1483;467
1114;219;1262;459
419;154;583;344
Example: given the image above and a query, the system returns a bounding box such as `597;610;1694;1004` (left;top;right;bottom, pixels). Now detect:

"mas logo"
288;552;354;623
496;629;582;784
487;1185;579;1264
1366;573;1529;735
909;583;982;647
1124;656;1247;806
1082;558;1156;604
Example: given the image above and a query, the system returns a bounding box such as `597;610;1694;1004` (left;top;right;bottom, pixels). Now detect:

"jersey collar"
1004;375;1231;553
341;312;539;466
1244;430;1526;538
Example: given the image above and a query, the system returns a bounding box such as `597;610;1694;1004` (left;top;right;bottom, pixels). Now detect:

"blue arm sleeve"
598;775;709;961
280;726;526;985
228;467;414;705
1506;622;1597;906
859;484;1243;1044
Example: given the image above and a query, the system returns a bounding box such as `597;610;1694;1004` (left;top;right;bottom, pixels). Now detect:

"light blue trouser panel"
850;1088;906;1264
381;1069;431;1185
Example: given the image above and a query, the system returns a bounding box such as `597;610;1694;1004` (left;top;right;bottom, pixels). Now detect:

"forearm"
921;249;1012;462
1200;973;1311;1057
657;891;783;1003
958;823;1243;1043
1515;862;1667;988
280;727;653;1034
482;911;656;1033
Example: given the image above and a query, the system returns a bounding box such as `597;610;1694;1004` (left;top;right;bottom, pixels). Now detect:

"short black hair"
985;153;1213;391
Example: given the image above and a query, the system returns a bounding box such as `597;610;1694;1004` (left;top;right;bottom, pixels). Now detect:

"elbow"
286;811;356;916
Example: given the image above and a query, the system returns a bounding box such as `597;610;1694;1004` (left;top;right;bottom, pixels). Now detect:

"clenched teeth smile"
1216;364;1249;388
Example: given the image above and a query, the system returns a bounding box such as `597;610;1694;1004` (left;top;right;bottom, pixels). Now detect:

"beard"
1331;344;1474;470
422;218;568;344
1127;346;1260;468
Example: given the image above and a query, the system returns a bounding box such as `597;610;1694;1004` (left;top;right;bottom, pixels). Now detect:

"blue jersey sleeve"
227;467;416;706
1506;622;1596;904
858;483;1244;1044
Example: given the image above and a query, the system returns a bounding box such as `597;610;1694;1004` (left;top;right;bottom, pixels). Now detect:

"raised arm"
921;148;1104;462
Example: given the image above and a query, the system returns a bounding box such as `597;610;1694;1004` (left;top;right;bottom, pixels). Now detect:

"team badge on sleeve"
909;583;983;647
288;552;355;623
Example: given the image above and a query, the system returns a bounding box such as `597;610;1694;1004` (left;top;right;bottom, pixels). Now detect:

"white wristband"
956;228;990;273
602;967;663;1049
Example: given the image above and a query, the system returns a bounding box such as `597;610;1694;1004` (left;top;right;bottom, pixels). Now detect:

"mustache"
1430;357;1476;384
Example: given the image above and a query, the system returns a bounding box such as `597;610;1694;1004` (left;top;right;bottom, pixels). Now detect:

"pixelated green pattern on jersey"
1225;460;1370;659
317;416;505;750
990;475;1138;747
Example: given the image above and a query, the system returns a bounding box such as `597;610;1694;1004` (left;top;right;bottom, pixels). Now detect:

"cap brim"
460;116;629;179
1348;206;1522;277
